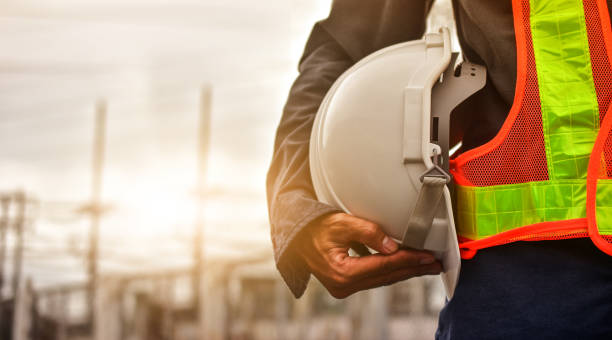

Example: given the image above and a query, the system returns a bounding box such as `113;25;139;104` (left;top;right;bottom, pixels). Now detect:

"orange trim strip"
458;218;588;259
586;0;612;257
452;0;528;186
586;111;612;256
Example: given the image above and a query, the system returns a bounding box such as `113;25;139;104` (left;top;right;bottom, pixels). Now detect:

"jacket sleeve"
266;0;433;298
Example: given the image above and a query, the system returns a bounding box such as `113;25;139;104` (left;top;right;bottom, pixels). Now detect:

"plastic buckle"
419;149;452;184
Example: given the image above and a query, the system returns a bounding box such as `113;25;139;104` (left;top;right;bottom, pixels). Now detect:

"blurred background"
0;0;456;339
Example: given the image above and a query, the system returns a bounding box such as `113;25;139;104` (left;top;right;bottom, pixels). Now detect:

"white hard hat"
309;28;486;298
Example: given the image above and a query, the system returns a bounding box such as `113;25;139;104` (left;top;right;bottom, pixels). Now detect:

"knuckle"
328;264;352;287
394;251;414;264
360;223;379;238
332;272;350;286
335;260;357;281
330;252;348;268
399;250;422;264
335;260;349;274
324;213;347;226
327;224;345;236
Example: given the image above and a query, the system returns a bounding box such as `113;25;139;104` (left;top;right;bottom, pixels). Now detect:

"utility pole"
11;191;26;339
85;100;107;338
11;192;25;303
195;86;212;337
0;194;11;333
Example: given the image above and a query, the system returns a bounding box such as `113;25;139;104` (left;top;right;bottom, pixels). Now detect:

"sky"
0;0;331;289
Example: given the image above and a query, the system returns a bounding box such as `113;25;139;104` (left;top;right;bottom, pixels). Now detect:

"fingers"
350;261;443;295
341;248;437;281
338;214;399;255
326;260;443;299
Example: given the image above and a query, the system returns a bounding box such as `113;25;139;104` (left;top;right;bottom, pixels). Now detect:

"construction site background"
0;0;456;339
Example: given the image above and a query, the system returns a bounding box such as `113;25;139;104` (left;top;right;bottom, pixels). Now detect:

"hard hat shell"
310;28;469;298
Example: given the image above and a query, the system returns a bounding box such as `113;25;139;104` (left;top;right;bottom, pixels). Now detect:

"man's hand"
295;212;443;299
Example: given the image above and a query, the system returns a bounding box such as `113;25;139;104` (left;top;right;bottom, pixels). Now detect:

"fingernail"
419;257;436;265
382;236;398;253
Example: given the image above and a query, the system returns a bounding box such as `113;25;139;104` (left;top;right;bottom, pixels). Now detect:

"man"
267;0;612;338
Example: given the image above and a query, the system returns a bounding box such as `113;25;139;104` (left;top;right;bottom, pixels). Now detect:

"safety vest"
450;0;612;259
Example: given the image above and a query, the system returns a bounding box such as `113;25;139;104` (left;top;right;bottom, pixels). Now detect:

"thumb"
345;216;399;255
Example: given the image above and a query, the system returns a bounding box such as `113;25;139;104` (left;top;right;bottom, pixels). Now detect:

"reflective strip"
596;179;612;235
456;180;592;239
531;0;600;179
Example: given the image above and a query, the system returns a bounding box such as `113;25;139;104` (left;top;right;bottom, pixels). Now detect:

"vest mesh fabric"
460;1;549;187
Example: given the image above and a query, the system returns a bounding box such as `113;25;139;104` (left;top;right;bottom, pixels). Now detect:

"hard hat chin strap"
402;153;450;251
